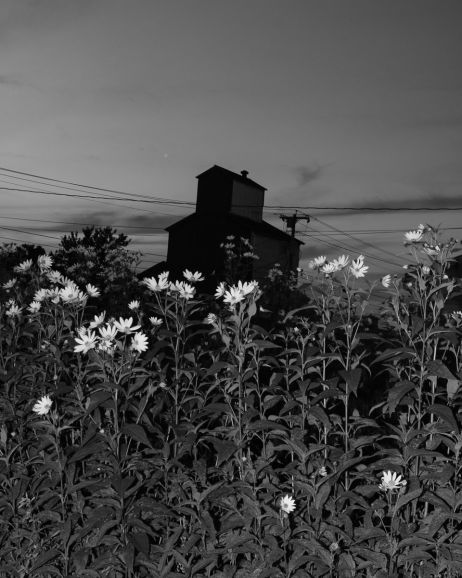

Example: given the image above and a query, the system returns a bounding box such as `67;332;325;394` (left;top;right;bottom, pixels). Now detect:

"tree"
52;226;142;316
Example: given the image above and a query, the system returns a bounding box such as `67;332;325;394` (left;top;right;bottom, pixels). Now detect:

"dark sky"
1;0;462;275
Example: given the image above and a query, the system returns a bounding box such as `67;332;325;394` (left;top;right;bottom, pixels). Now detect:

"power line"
0;166;178;203
309;215;407;264
298;229;403;268
0;225;61;241
0;215;167;231
0;235;57;249
4;164;462;213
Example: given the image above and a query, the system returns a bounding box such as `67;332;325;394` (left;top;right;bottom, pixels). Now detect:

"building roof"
166;212;303;245
196;164;267;192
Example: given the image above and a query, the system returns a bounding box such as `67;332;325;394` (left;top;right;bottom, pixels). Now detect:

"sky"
1;0;462;278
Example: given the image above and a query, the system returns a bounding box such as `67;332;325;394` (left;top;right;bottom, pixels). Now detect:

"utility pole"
280;213;310;272
280;212;310;237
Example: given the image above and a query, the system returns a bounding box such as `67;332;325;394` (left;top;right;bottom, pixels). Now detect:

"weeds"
1;225;462;577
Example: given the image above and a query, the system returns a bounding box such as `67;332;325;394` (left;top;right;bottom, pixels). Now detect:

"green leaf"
426;360;457;380
387;380;416;413
395;485;422;512
339;368;362;396
121;423;153;447
30;549;60;571
427;404;459;433
208;438;239;466
447;379;461;400
247;419;289;432
314;481;331;509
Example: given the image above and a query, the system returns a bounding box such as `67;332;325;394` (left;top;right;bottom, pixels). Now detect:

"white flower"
318;466;328;477
183;269;204;282
422;265;431;275
131;331;148;353
332;255;349;270
59;275;75;287
60;284;86;303
46;270;63;284
237;280;259;296
378;470;407;492
226;235;235;241
175;281;195;300
349;255;369;279
309;256;327;269
280;495;296;514
48;287;61;304
89;312;106;329
86;284;100;297
28;301;41;314
206;313;217;325
404;229;423;243
321;262;338;275
74;330;98;354
14;259;33;273
381;274;392;288
6;304;22;318
114;317;141;334
128;300;140;311
32;395;53;416
223;286;245;306
2;278;16;289
37;255;53;271
142;275;170;292
34;288;49;302
149;316;163;327
99;323;118;341
215;282;226;298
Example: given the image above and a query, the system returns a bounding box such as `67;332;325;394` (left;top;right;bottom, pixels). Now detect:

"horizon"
1;0;461;278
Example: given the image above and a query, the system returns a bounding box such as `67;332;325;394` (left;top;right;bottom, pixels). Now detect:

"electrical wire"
3;165;461;212
309;215;407;264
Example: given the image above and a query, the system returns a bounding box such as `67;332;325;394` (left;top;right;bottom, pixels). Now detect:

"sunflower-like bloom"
74;330;98;354
223;286;245;306
280;494;296;514
86;284;100;297
114;317;141;334
404;229;423;243
349;255;369;279
131;331;149;353
183;269;204;282
37;255;53;271
381;274;392;288
378;470;407;492
32;395;53;416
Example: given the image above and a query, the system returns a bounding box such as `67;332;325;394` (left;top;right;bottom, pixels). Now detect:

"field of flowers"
1;225;462;577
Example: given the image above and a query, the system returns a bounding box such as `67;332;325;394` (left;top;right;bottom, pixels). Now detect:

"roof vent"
241;170;249;178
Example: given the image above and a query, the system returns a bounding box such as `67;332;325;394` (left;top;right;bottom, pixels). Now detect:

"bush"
1;224;462;577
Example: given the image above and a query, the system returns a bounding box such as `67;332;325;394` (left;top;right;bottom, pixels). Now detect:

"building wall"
196;172;232;215
251;233;300;279
231;181;264;221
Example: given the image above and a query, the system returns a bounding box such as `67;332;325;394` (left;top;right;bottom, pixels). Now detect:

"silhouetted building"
140;165;302;288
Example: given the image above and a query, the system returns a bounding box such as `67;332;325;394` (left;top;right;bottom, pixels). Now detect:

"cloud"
0;74;22;86
294;163;323;187
297;192;462;218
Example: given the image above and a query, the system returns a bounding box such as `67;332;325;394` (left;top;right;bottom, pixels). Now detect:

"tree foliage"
52;226;141;316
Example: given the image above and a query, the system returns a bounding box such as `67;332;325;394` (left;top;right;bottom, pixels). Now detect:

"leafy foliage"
51;226;141;317
2;224;462;577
